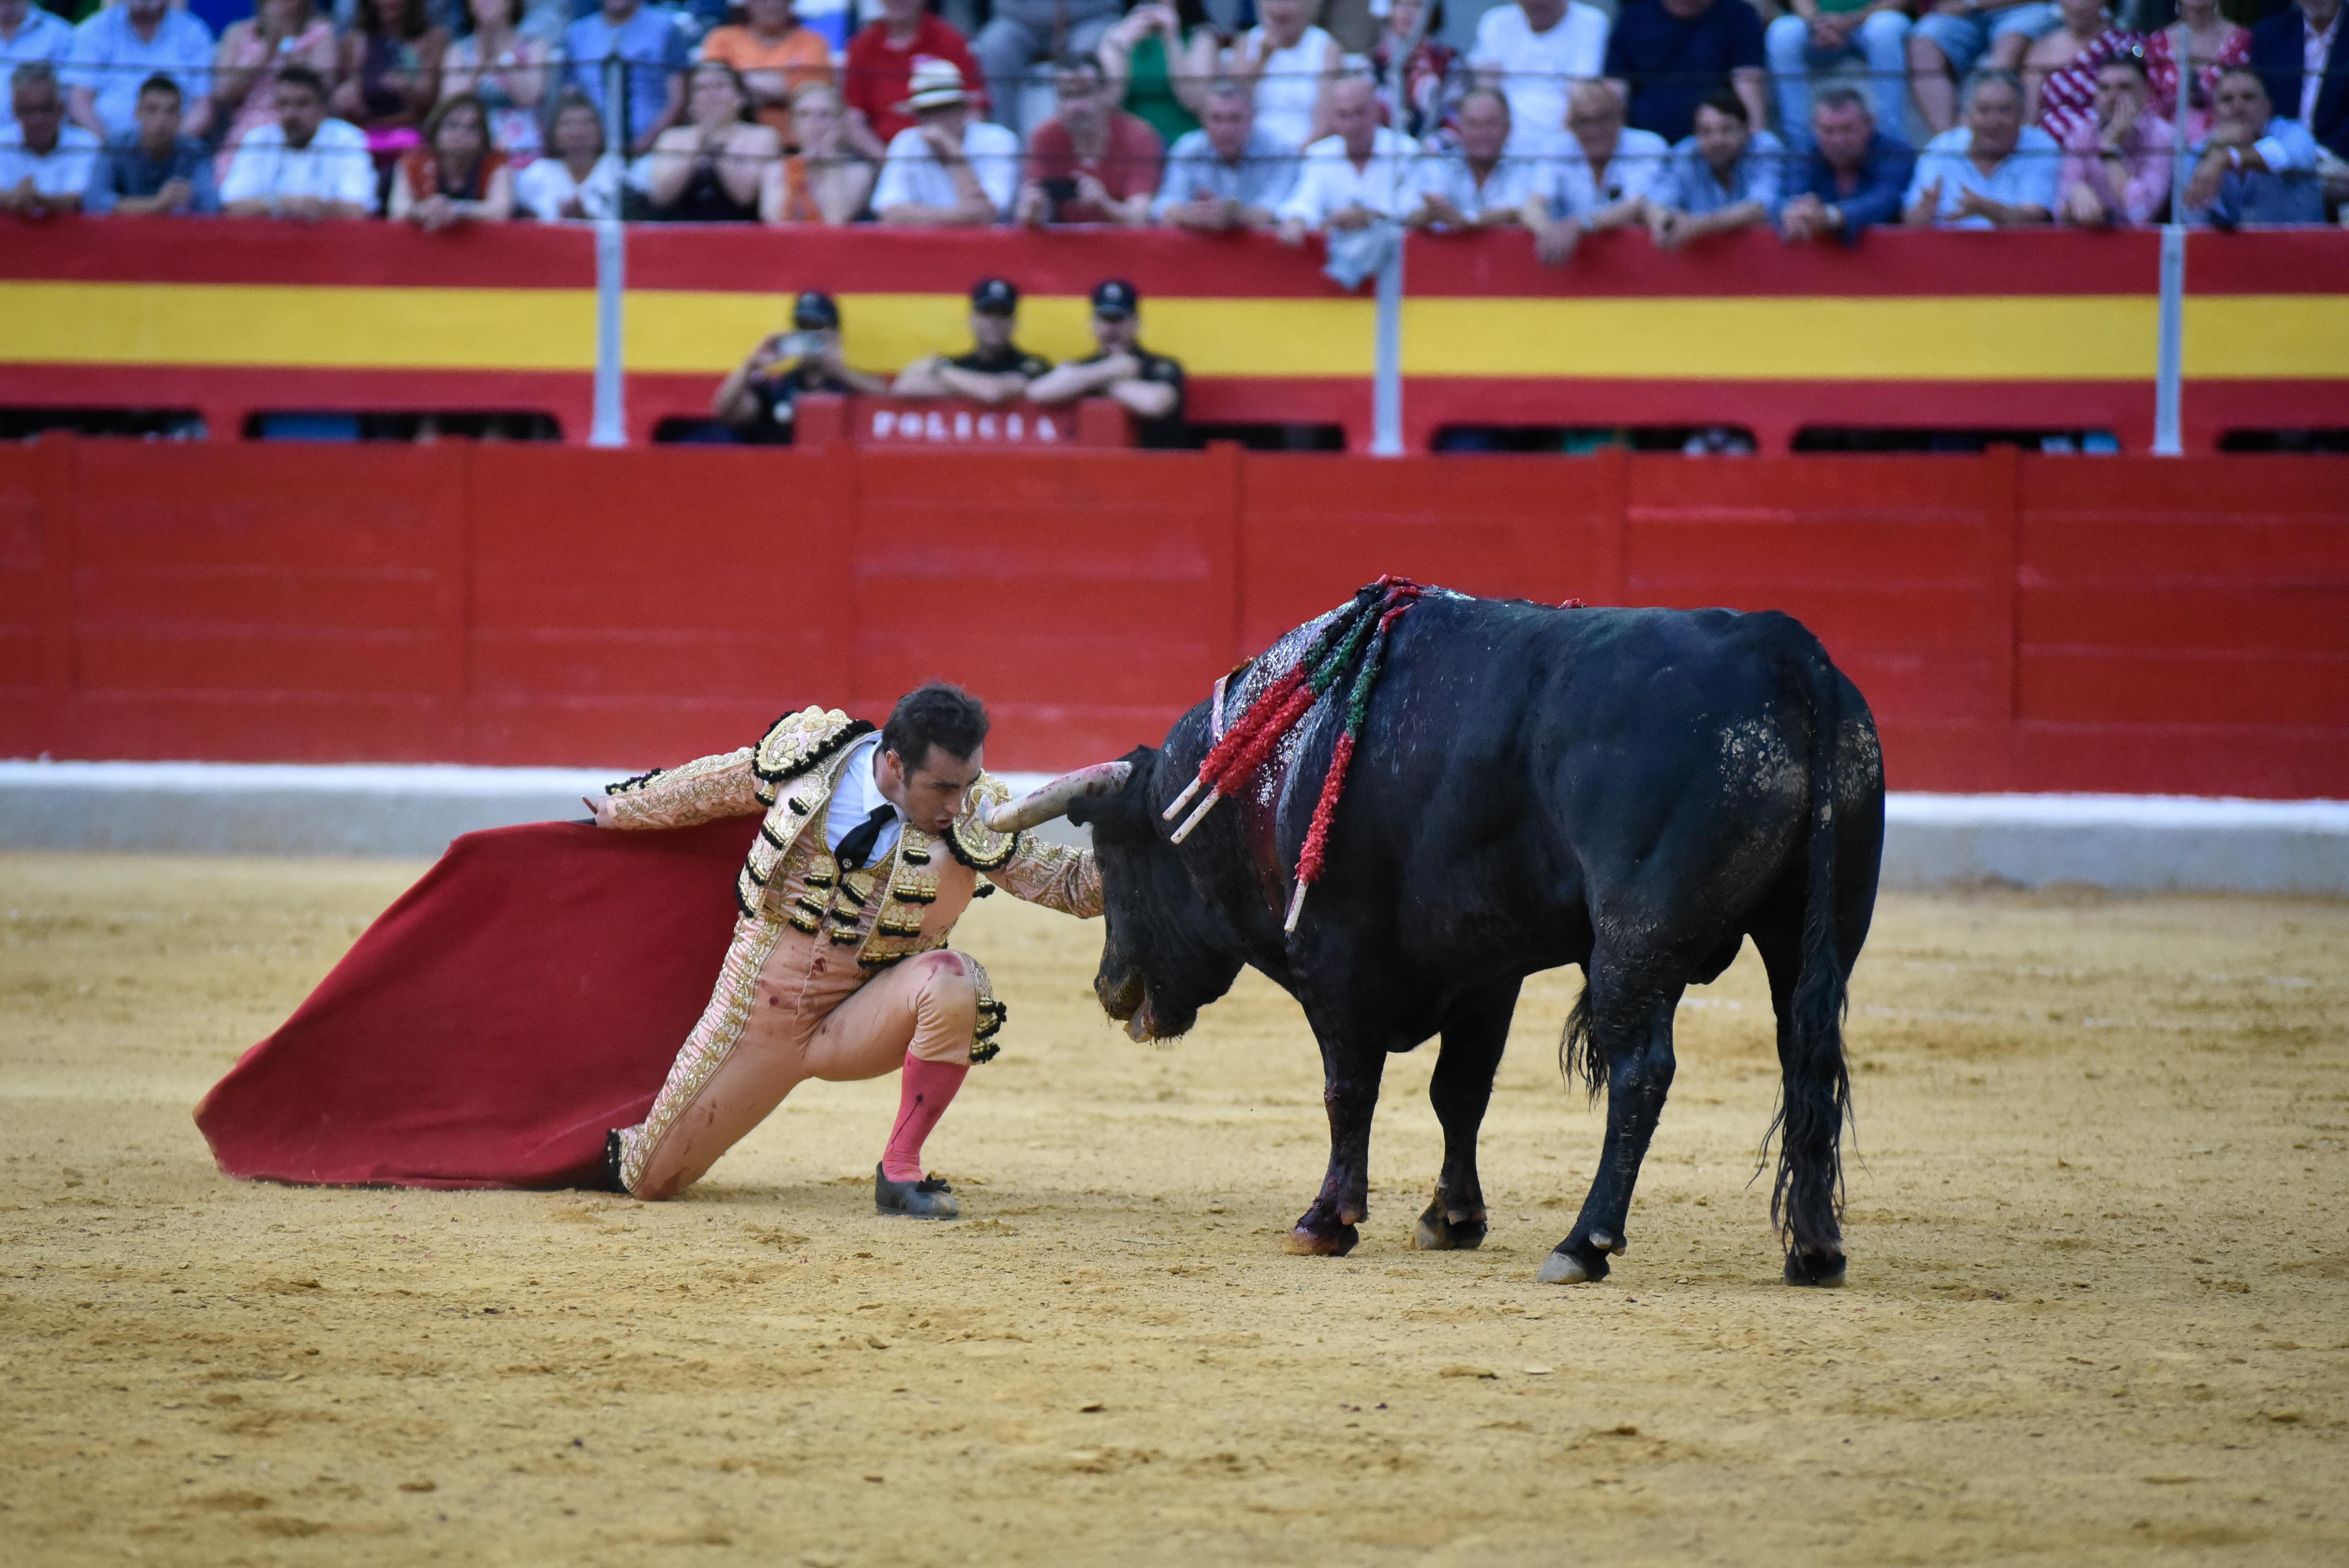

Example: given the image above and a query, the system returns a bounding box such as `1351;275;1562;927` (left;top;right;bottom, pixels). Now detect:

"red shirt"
1023;112;1165;222
843;16;985;145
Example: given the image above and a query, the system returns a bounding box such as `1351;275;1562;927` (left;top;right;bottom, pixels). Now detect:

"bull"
989;590;1884;1287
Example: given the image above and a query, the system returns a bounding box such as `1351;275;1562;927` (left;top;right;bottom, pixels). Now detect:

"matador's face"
880;744;984;835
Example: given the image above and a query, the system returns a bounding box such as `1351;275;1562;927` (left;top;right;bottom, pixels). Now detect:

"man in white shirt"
1276;74;1421;239
0;0;73;139
63;0;213;141
872;56;1018;225
0;61;96;216
219;66;375;219
1470;0;1611;146
1523;79;1671;263
1409;87;1539;227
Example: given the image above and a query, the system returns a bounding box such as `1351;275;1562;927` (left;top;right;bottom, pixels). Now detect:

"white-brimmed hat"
896;57;970;113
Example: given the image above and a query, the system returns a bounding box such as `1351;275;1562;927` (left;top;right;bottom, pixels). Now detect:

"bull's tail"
1769;646;1852;1263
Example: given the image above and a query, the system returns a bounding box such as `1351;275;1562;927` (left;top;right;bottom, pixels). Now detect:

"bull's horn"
982;762;1134;832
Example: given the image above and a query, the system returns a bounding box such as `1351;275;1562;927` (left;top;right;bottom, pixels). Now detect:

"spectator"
1370;0;1460;141
643;59;781;222
841;0;984;155
1230;0;1341;153
1645;87;1783;246
2250;0;2346;160
64;0;215;142
1603;0;1766;144
439;0;552;160
779;81;874;223
220;64;376;217
1909;2;2060;136
1411;86;1539;226
2183;64;2324;224
1276;73;1419;238
567;0;687;158
1016;53;1163;225
86;70;219;215
1778;83;1915;241
2022;0;2136;139
515;89;623;218
1903;68;2058;226
1470;0;1609;149
872;56;1018;225
333;0;447;158
0;0;74;142
973;0;1121;136
1026;279;1188;448
389;91;512;226
1764;0;1910;149
698;0;830;146
1522;78;1670;262
892;277;1052;403
1;60;95;216
2054;52;2171;225
2145;0;2248;145
1100;1;1215;146
713;291;892;443
211;0;336;178
1153;76;1296;229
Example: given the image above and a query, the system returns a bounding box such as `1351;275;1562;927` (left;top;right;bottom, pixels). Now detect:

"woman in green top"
1099;0;1221;146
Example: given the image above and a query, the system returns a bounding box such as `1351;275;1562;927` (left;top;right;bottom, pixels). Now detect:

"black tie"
834;803;897;871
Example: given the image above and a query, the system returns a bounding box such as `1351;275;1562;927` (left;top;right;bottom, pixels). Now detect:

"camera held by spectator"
712;290;892;443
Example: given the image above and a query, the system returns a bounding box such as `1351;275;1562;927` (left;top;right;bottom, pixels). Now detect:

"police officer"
712;290;892;443
1025;279;1188;448
891;276;1053;406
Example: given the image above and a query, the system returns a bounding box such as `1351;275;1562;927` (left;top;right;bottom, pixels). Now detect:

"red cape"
194;817;760;1190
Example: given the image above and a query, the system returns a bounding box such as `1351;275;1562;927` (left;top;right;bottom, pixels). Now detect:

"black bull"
1054;595;1884;1287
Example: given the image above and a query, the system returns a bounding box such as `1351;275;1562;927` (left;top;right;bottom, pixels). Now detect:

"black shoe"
591;1130;629;1195
874;1162;960;1220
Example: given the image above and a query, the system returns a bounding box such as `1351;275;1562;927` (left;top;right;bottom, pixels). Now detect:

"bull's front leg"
1285;1044;1387;1257
1542;972;1680;1285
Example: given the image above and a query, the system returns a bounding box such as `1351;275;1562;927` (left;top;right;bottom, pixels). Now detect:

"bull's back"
1357;599;1841;923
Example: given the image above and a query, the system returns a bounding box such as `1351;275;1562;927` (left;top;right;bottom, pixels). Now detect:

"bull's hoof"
1412;1202;1487;1252
1283;1222;1359;1257
1538;1245;1610;1285
1784;1249;1847;1288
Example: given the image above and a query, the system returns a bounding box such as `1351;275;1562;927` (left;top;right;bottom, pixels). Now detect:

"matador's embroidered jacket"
602;707;1101;1056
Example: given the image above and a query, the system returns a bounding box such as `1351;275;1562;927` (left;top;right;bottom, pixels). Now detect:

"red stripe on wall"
624;224;1352;297
0;217;598;289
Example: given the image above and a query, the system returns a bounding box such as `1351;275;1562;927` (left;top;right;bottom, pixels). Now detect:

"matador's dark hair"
883;682;989;769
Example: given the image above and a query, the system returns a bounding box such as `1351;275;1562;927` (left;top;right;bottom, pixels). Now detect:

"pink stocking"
881;1052;968;1181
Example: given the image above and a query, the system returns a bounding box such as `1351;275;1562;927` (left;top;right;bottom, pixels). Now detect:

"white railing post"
2152;21;2192;458
1371;241;1405;456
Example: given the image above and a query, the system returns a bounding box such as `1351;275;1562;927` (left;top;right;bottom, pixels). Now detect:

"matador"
589;683;1099;1216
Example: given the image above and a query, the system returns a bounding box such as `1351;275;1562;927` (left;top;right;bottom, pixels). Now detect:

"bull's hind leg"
1752;912;1848;1287
1540;963;1682;1285
1414;980;1519;1251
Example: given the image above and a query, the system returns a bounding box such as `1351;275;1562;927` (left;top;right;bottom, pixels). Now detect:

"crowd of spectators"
2;0;2343;231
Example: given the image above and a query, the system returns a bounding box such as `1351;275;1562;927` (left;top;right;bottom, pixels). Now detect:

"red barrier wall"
4;437;2343;797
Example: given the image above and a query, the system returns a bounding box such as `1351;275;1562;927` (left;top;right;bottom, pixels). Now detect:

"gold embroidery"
615;914;786;1192
948;776;1021;870
752;706;872;784
967;954;1005;1064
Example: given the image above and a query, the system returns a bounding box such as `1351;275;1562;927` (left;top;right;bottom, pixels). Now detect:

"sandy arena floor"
0;852;2344;1567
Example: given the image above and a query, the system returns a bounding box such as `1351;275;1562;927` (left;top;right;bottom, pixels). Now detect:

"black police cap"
792;291;840;330
1090;279;1140;318
970;277;1019;314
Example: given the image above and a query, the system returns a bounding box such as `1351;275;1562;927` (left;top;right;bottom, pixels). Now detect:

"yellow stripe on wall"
1400;296;2160;380
2180;294;2349;378
3;280;2343;383
624;291;1375;377
0;281;597;371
